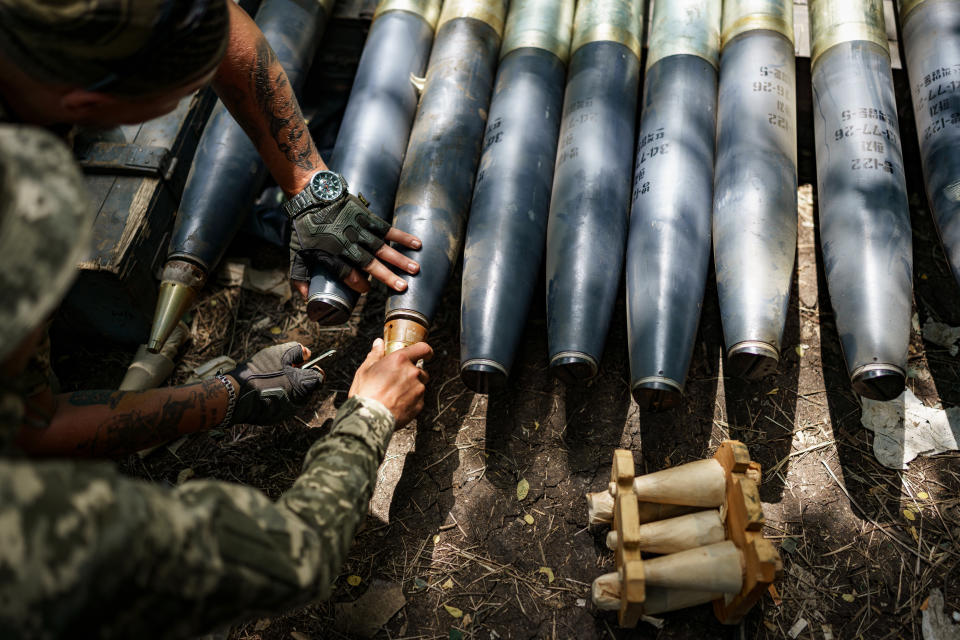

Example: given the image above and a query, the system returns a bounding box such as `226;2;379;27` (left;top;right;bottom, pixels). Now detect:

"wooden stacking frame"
587;440;782;626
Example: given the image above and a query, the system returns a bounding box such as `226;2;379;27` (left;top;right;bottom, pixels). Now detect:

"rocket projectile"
544;0;646;384
808;0;912;400
459;0;574;393
900;0;960;290
304;0;441;325
713;0;798;381
147;0;333;353
382;0;508;354
625;0;722;411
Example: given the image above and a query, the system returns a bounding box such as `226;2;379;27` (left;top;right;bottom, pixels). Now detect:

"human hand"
289;194;421;295
226;342;322;425
348;338;432;427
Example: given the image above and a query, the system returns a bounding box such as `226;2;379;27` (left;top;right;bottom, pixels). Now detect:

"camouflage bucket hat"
0;0;229;95
0;125;93;362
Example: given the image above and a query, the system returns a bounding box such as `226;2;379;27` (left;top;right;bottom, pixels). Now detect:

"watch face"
310;171;345;203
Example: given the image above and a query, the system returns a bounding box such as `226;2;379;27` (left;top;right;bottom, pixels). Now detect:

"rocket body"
306;3;439;324
460;0;574;392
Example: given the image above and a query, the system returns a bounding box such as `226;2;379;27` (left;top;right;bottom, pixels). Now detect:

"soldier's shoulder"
0;123;80;178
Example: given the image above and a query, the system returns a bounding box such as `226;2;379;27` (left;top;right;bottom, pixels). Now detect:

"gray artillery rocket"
900;0;960;289
383;0;508;354
713;0;798;380
147;0;333;353
625;0;722;411
544;0;646;384
459;0;575;393
809;0;912;400
304;0;441;325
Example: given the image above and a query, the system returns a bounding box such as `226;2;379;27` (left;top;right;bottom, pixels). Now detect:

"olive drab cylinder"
382;0;508;354
304;0;441;325
625;0;722;411
459;0;574;393
147;0;334;353
809;0;912;400
900;0;960;290
713;0;798;380
544;0;646;384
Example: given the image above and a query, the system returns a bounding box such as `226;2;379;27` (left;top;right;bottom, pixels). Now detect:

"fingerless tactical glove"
289;194;392;282
226;342;322;425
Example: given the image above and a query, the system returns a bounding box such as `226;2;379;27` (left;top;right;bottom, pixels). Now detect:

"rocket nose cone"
632;378;683;412
306;295;352;325
726;342;780;380
550;352;598;385
147;282;198;354
851;365;906;401
460;360;508;393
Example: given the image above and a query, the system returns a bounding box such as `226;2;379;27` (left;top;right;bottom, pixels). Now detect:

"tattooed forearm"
248;37;317;171
18;379;228;458
67;389;124;409
74;379;223;457
213;2;325;193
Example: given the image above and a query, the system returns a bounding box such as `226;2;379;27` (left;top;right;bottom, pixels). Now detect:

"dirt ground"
53;34;960;640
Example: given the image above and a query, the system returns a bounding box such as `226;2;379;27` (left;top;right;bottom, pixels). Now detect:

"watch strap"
282;188;317;219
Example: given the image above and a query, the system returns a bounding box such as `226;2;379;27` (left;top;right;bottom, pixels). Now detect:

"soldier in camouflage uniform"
0;0;426;456
0;0;422;296
0;125;433;637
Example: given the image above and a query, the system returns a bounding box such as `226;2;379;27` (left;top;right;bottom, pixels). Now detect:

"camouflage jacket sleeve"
0;396;395;640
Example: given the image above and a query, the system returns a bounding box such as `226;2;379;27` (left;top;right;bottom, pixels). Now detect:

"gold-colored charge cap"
721;0;794;47
436;0;508;37
374;0;443;29
500;0;575;62
570;0;646;62
810;0;888;67
384;317;429;355
647;0;723;70
318;0;336;14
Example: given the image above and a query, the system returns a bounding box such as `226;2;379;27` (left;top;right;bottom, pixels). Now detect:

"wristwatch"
282;170;348;219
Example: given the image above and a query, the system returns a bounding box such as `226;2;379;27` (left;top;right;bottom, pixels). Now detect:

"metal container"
304;0;440;325
625;0;722;411
383;0;508;353
459;0;574;393
900;0;960;289
544;0;645;384
809;0;911;400
148;0;333;352
713;0;797;379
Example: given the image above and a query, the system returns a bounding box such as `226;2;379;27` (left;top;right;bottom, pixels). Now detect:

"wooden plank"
610;450;646;628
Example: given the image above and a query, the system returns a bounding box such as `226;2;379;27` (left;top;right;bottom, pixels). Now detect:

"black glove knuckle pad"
226;343;321;425
290;195;384;273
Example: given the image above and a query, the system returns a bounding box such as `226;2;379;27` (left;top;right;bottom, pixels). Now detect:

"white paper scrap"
861;389;960;469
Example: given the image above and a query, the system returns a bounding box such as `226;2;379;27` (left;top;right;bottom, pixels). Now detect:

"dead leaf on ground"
517;478;529;501
333;580;406;639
